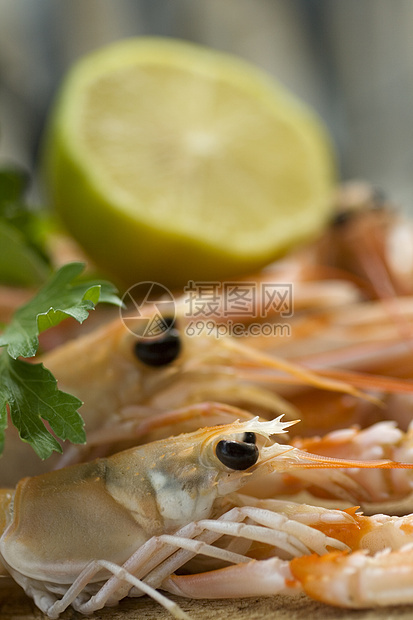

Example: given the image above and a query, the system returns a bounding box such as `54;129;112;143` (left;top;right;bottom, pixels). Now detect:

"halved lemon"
42;37;336;289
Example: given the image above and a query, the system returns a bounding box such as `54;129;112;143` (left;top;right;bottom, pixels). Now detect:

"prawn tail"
290;547;413;608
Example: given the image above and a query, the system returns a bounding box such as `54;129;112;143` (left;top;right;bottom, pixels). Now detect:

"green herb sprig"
0;165;51;286
0;262;122;458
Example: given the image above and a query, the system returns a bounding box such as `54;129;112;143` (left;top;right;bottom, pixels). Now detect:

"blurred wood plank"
1;581;413;620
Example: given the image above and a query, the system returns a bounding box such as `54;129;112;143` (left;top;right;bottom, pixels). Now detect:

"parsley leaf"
0;262;120;358
0;262;123;458
0;166;50;286
0;357;84;459
0;220;49;286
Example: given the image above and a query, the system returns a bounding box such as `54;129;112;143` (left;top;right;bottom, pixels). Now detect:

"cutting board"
1;581;412;620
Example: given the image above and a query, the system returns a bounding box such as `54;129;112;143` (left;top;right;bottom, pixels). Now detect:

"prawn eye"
243;432;256;444
134;328;181;367
216;440;259;470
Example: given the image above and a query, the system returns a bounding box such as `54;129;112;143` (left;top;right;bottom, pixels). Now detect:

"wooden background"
1;582;412;620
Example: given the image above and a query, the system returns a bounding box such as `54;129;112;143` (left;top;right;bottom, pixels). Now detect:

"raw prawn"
289;421;413;512
3;182;413;484
246;293;413;436
1;303;378;485
245;420;413;508
1;416;410;618
165;495;413;610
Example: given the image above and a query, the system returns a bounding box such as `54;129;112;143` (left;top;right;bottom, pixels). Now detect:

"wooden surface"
1;582;413;620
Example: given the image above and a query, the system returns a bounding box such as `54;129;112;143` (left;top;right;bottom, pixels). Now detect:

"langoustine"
244;419;413;509
166;494;413;610
3;298;412;486
4;182;413;484
2;299;380;485
237;183;413;435
2;416;413;617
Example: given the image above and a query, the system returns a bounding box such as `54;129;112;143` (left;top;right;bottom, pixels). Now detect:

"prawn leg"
28;558;192;620
42;504;348;616
235;495;413;554
11;525;247;618
164;502;413;607
163;557;300;599
3;417;413;616
166;507;413;607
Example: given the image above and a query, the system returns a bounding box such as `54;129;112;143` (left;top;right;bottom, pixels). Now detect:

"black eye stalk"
243;432;256;444
216;433;259;471
331;187;389;228
134;319;181;367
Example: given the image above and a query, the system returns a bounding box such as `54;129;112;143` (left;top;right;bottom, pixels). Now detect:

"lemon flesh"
43;38;335;289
